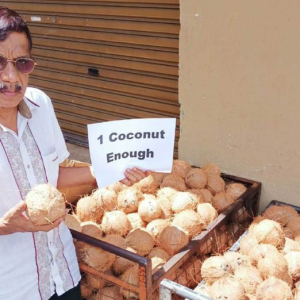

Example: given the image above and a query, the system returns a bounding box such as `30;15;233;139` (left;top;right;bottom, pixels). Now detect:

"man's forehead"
0;32;30;55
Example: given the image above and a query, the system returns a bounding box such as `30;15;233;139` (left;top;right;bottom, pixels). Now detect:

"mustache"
0;82;23;93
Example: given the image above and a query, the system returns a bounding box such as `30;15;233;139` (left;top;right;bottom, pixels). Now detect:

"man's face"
0;32;30;108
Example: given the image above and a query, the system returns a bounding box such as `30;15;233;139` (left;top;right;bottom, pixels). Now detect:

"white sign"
88;118;176;188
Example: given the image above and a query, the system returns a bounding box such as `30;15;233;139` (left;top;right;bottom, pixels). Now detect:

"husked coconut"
151;256;166;274
249;219;284;248
285;251;300;281
113;247;137;275
194;284;211;298
85;273;106;290
201;256;233;285
172;210;204;238
156;187;177;219
185;168;207;189
138;198;162;223
76;196;103;223
283;227;295;239
198;189;213;203
248;244;279;266
223;252;252;272
282;237;300;254
90;286;123;300
102;211;131;236
74;241;88;262
263;205;298;226
295;289;300;300
133;174;160;194
127;213;146;230
234;266;263;295
252;215;267;225
158;225;189;256
212;192;234;213
126;228;154;256
64;214;81;232
117;187;143;214
287;216;300;232
172;191;199;213
104;234;126;249
206;174;225;195
210;276;246;300
202;163;221;176
225;183;247;201
80;279;93;299
26;184;66;225
107;181;127;194
148;247;170;261
256;277;293;300
151;172;167;185
81;221;103;239
295;231;300;243
187;189;206;203
120;265;139;299
196;203;218;227
92;188;117;211
172;159;192;178
146;219;169;242
161;174;187;191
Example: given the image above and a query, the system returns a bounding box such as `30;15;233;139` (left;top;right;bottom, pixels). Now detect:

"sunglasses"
0;55;37;74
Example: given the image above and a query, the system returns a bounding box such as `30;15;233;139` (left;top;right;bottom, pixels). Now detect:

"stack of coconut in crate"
64;160;248;300
194;205;300;300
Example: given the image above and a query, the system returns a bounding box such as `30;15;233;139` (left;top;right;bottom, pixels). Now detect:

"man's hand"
120;167;147;186
0;201;63;235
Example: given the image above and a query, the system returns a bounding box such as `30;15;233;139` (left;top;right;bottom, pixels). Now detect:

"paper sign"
88;118;176;188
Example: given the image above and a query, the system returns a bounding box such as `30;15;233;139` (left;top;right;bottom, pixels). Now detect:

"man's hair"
0;6;32;51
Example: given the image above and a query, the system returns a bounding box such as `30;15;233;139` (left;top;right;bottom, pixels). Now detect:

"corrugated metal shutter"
5;0;180;156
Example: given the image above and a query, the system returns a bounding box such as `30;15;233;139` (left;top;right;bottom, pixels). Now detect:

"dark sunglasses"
0;55;37;74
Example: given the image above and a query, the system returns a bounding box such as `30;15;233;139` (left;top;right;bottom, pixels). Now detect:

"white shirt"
0;87;81;300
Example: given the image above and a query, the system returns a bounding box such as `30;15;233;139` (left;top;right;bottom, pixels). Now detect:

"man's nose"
0;61;19;83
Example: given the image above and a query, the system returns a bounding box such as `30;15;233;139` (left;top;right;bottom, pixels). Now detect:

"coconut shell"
282;237;300;254
263;205;298;226
117;187;143;214
158;225;189;256
212;192;234;213
26;184;66;225
172;210;204;238
185;168;207;189
194;284;211;298
226;183;247;201
252;215;268;225
285;251;300;281
138;198;162;223
81;221;103;239
151;256;166;274
85;273;106;290
127;212;146;230
196;203;218;227
76;196;103;223
172;159;192;178
80;281;93;299
171;191;199;213
146;219;169;242
295;290;300;300
283;227;295;239
239;235;259;256
187;258;202;288
206;174;225;195
120;265;139;299
198;189;213;203
248;244;279;266
156;188;176;219
92;188;118;211
231;207;251;223
91;286;123;300
126;228;154;256
101;211;131;236
223;252;252;272
287;216;300;232
107;181;127;194
256;277;293;300
74;240;88;262
133;174;160;194
202;163;221;176
187;189;206;203
295;231;300;243
64;214;82;232
104;234;127;249
148;247;170;261
161;174;187;191
112;247;137;275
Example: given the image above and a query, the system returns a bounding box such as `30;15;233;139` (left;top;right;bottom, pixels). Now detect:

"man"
0;7;146;300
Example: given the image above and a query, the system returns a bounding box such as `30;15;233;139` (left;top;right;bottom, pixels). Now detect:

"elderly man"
0;7;146;300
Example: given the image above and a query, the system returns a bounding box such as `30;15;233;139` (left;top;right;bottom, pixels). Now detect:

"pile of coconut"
193;204;300;300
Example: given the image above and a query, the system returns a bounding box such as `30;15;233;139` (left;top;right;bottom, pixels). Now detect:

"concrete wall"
180;0;300;209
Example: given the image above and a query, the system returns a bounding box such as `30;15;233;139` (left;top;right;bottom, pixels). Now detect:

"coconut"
81;221;103;239
231;207;251;223
172;159;192;178
185;168;207;189
283;227;295;239
284;251;300;281
80;279;93;299
282;237;300;254
198;189;214;203
295;231;300;243
161;174;187;191
138;198;162;223
64;214;81;232
127;212;146;230
225;183;247;201
158;225;189;256
212;192;234;213
74;240;88;262
156;187;176;219
210;276;246;300
91;286;123;300
92;188;118;212
101;211;131;236
120;265;139;299
172;210;204;238
104;234;127;249
171;192;199;213
206;174;225;195
25;184;66;225
211;225;229;254
151;256;166;274
117;187;143;214
146;219;169;242
196;203;218;227
85;273;106;290
133;174;160;194
194;284;211;298
287;216;300;232
76;195;103;223
295;290;300;300
248;244;279;266
256;277;293;300
234;266;263;295
263;205;298;226
201;256;233;285
202;163;221;176
148;247;170;261
247;295;257;300
83;245;115;272
252;215;267;225
107;181;127;194
227;223;242;247
187;189;206;203
126;228;154;256
223;252;252;272
151;172;167;185
112;247;137;275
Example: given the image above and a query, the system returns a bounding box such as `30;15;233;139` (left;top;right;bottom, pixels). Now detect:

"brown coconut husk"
295;231;300;243
256;277;293;300
133;174;160;194
125;228;155;256
234;266;263;295
198;189;214;203
80;279;93;299
92;188;117;211
223;252;252;272
212;192;234;213
156;187;177;219
146;219;169;243
184;257;202;288
206;174;225;195
263;205;298;226
225;183;247;201
283;227;295;239
74;240;88;262
231;207;251;223
151;256;166;274
172;159;192;178
90;286;123;300
201;256;233;285
112;247;137;275
104;234;127;249
101;211;131;236
196;203;218;227
64;214;82;232
287;216;300;232
117;187;143;214
138;198;162;223
120;265;139;299
249;219;284;248
25;184;66;225
171;191;199;213
81;221;103;239
158;225;189;256
106;181;127;194
284;251;300;281
172;210;204;238
127;212;146;230
202;163;221;176
148;247;170;261
187;189;206;203
76;196;103;223
185;168;207;189
248;244;279;266
282;237;300;254
85;273;106;290
251;215;267;225
161;174;187;191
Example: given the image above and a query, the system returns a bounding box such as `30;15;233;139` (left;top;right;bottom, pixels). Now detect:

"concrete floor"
66;143;91;163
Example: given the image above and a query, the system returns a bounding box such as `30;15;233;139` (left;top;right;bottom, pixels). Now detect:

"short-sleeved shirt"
0;87;81;300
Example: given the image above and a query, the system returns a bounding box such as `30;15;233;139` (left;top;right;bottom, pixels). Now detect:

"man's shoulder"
24;87;52;109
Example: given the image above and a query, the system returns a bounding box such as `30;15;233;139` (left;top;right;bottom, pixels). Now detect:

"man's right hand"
0;201;63;235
